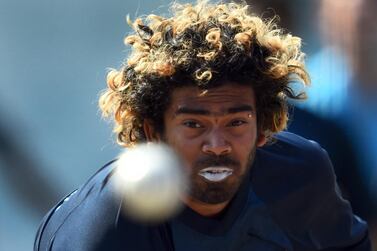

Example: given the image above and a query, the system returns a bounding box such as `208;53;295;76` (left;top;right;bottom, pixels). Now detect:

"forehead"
168;83;256;113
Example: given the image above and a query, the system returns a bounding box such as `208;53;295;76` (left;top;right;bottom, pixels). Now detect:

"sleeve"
33;160;119;251
252;132;371;251
34;189;79;251
33;160;175;251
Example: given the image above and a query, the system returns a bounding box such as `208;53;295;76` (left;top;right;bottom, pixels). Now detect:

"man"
34;1;371;250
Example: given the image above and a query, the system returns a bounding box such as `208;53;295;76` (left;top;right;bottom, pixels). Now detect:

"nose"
202;129;231;156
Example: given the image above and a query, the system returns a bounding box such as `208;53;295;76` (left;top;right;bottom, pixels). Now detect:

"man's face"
147;83;266;205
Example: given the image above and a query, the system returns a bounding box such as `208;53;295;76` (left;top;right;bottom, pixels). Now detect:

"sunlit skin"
144;83;266;217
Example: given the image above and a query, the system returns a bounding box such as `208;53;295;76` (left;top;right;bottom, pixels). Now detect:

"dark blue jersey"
34;132;371;251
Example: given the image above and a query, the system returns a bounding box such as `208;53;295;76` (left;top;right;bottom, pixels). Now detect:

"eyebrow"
174;105;254;116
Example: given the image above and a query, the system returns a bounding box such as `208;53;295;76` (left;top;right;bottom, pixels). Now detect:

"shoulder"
34;160;122;250
253;131;334;189
251;131;338;224
251;132;370;249
259;131;330;162
251;131;336;220
34;160;171;251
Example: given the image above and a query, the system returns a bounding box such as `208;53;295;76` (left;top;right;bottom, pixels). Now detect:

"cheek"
164;128;200;164
230;125;257;144
230;131;257;163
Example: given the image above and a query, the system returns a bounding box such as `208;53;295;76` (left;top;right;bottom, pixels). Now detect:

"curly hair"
99;0;309;147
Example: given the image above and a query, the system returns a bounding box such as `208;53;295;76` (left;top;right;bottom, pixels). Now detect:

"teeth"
198;167;233;182
199;167;233;173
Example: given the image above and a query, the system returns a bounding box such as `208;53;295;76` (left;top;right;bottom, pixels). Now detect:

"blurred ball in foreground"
113;143;188;222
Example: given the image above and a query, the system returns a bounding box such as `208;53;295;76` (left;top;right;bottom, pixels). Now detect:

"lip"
198;166;233;182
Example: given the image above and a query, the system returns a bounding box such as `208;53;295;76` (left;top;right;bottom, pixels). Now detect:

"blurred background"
0;0;376;250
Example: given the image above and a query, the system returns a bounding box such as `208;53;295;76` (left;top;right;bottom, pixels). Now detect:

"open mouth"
198;167;233;182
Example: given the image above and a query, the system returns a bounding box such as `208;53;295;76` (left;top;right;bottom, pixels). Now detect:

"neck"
182;196;230;217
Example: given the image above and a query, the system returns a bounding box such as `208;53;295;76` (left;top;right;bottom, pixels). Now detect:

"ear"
256;132;267;147
143;119;162;142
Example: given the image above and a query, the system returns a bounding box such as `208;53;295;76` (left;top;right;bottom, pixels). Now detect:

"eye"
228;119;247;127
183;120;203;128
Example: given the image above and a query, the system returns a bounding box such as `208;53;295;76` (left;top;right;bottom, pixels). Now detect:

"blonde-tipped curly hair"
99;0;309;147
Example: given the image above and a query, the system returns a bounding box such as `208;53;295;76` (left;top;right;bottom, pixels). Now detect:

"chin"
190;175;243;204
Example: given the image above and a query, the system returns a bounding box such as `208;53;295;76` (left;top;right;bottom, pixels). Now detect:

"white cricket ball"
113;143;188;222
